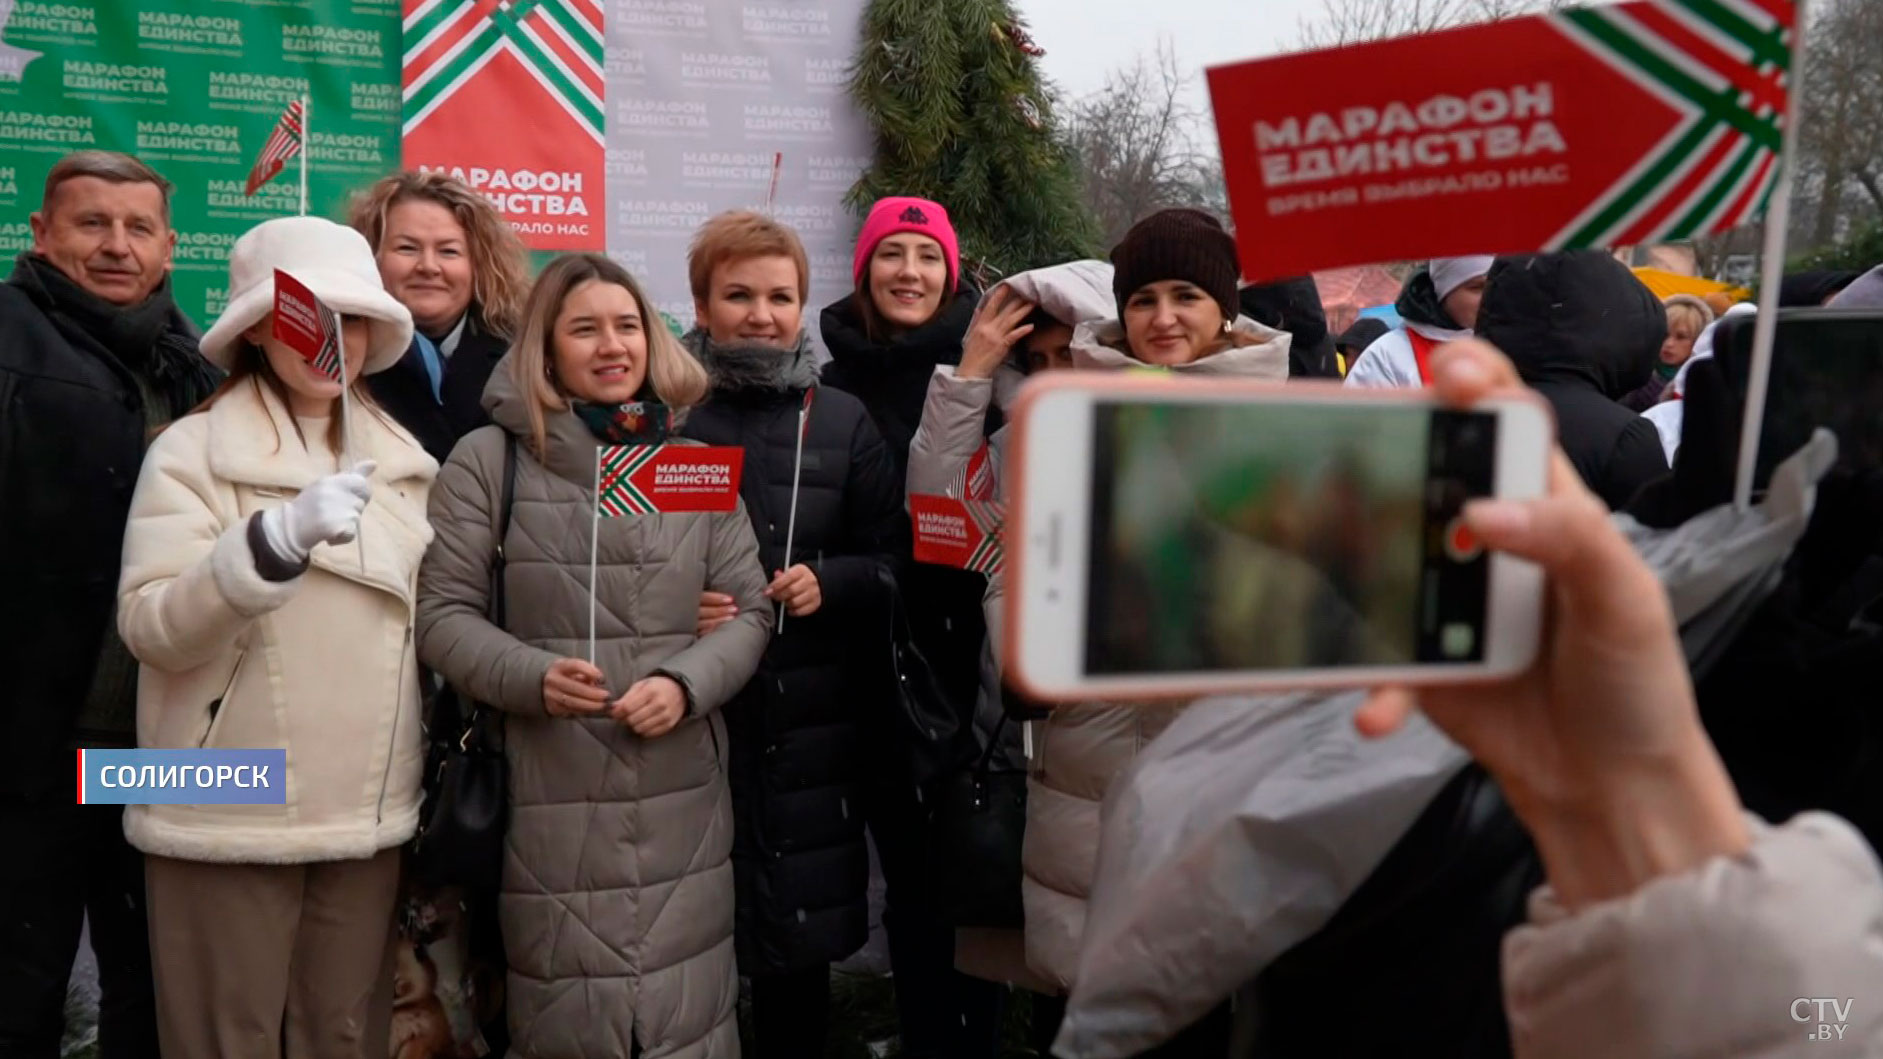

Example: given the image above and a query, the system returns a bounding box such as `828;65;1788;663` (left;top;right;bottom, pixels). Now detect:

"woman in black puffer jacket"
679;212;908;1056
818;196;1003;1059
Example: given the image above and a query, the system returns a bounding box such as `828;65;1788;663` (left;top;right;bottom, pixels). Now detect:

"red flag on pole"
245;99;305;197
1206;0;1797;281
271;270;342;381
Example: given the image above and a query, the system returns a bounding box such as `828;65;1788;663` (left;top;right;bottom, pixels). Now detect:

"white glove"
261;461;376;563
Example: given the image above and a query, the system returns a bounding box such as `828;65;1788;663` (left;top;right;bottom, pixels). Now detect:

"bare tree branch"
1293;0;1564;50
1796;0;1883;249
1062;41;1225;246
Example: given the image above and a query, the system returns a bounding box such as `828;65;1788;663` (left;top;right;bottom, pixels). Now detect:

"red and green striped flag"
597;445;659;518
244;98;304;197
963;499;1006;576
307;312;343;383
402;0;605;251
1207;0;1799;280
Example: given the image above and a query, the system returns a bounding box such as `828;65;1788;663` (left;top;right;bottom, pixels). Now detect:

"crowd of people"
2;145;1881;1059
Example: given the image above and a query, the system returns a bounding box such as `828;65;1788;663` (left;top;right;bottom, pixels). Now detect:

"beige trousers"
145;847;400;1059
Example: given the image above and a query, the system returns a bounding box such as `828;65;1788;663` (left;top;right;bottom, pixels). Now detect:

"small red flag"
245;99;304;196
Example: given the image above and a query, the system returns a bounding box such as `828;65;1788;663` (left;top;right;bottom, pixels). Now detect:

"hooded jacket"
1343;267;1472;389
117;380;436;864
1070;316;1293;378
905;261;1116;499
925;311;1290;992
1477;252;1671;510
1239;275;1341;379
904;262;1110;989
819;288;992;761
679;331;908;976
415;360;772;1058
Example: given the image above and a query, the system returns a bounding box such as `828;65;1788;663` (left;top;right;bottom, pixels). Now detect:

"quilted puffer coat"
680;330;908;976
910;307;1292;991
415;358;772;1059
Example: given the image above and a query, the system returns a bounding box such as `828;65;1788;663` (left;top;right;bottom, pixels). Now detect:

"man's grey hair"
41;150;174;223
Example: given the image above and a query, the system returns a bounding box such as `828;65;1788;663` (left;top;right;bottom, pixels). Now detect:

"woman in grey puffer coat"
417;254;772;1058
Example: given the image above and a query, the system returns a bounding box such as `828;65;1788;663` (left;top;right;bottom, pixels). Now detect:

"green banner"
0;0;401;326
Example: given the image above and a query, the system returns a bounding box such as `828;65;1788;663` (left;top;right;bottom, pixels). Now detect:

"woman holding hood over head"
415;253;772;1058
903;258;1112;1031
677;211;907;1056
115;216;435;1057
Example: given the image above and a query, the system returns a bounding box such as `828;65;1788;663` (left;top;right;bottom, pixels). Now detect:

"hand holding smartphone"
1004;367;1552;700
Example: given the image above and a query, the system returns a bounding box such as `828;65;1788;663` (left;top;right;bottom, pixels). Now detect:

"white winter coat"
1342;320;1470;389
117;380;436;864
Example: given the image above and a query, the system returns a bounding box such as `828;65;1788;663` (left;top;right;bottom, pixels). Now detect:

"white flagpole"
298;93;309;217
1732;5;1810;511
778;403;808;634
333;304;363;571
590;447;602;665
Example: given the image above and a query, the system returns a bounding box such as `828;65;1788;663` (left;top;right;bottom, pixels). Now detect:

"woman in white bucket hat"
114;215;436;1058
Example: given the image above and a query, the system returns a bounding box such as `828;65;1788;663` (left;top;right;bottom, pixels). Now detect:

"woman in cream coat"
116;216;435;1059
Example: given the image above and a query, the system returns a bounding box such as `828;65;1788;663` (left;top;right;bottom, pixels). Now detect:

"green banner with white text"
0;0;401;326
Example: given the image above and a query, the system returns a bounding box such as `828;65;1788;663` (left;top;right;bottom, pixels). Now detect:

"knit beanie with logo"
852;196;961;292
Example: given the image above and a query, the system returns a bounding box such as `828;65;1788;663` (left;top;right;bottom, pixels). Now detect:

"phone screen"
1085;401;1497;676
1714;310;1883;489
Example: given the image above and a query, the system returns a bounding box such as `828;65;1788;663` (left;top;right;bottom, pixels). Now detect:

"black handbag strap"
462;435;518;746
489;433;518;628
970;711;1009;776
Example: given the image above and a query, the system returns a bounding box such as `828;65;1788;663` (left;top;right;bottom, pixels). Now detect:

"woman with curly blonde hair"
348;170;531;461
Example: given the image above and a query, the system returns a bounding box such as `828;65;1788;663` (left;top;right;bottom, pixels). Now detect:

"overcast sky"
1021;0;1329;102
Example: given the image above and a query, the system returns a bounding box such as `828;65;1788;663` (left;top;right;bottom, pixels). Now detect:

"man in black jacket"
0;151;219;1058
1476;251;1671;510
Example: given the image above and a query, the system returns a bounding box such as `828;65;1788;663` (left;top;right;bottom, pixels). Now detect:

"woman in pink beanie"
818;196;1004;1058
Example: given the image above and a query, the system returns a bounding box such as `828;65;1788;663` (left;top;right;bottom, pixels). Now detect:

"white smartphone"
1004;374;1552;701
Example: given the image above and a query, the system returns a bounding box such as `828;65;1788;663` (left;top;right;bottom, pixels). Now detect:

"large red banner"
401;0;605;251
1208;0;1794;280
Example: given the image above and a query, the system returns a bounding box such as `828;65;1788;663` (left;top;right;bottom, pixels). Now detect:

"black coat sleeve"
813;408;910;615
1599;417;1674;511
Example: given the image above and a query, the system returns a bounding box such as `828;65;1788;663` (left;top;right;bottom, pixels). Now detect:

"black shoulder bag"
933;708;1028;928
877;566;967;790
411;436;518;893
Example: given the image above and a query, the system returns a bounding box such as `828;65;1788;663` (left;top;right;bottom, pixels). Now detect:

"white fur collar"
1071;317;1292;380
205;378;437;491
201;379;436;605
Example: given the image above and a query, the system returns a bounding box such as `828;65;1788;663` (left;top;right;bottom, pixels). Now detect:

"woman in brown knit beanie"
1021;207;1290;1057
1073;207;1291;378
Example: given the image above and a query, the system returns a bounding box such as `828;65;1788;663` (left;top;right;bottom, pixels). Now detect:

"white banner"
605;0;873;343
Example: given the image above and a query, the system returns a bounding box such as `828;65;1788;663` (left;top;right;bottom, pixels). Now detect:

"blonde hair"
688;210;810;304
509;254;710;457
1663;293;1715;338
346;171;530;338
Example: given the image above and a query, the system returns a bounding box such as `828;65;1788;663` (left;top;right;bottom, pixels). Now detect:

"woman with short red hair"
680;210;909;1056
